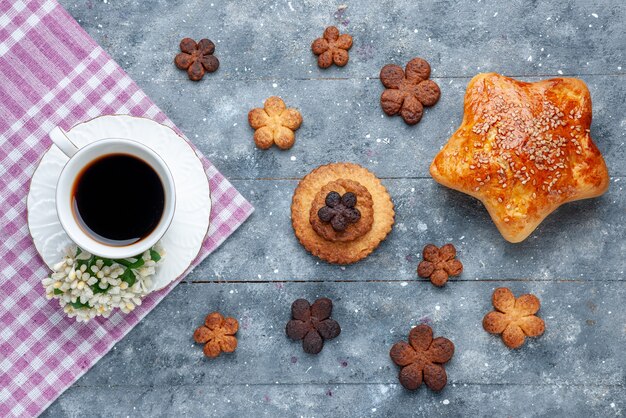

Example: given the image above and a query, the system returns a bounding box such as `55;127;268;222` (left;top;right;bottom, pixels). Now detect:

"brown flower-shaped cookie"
317;191;361;232
417;244;463;287
174;38;220;81
309;179;374;243
311;26;353;68
193;312;238;358
379;57;440;125
286;298;341;354
248;96;302;150
483;288;545;349
390;324;454;391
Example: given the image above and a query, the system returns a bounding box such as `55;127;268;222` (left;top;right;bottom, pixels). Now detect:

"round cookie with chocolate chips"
292;163;395;264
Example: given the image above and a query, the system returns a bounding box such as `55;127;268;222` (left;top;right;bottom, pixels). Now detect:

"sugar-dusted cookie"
286;298;341;354
311;26;353;68
292;163;394;264
389;324;454;391
379;57;440;125
248;96;302;150
416;243;463;287
193;312;238;358
430;73;609;243
174;38;219;81
483;287;545;349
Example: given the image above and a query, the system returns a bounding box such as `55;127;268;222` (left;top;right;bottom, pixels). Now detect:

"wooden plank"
72;281;625;388
139;76;624;180
63;0;625;79
42;383;624;417
194;179;626;281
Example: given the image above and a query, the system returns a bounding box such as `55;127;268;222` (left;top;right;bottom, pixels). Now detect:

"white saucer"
27;115;211;291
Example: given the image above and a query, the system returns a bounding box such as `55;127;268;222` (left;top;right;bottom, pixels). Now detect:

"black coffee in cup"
71;154;165;246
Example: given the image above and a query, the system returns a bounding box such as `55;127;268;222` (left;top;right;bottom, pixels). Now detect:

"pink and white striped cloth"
0;1;253;416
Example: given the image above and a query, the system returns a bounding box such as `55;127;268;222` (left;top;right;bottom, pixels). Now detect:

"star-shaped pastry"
430;73;609;243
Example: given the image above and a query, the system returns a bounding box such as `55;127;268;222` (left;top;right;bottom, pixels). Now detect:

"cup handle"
49;126;79;158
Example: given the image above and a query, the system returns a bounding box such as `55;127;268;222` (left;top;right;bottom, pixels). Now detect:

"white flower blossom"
41;245;165;322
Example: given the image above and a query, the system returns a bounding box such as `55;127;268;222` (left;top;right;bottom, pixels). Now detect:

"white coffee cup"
49;126;176;259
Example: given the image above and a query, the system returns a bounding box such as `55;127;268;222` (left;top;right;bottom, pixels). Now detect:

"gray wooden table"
45;1;625;416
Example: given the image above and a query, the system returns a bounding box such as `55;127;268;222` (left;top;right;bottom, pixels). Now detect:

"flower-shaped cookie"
483;288;545;349
379;57;441;125
311;26;353;68
174;38;220;81
318;191;361;232
309;179;374;243
390;324;454;391
193;312;239;358
286;298;341;354
248;96;303;150
417;244;463;287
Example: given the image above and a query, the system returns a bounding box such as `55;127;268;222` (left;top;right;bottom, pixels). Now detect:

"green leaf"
114;258;131;267
75;251;94;269
70;300;89;309
95;257;113;267
149;249;161;262
53;288;63;295
114;257;144;269
90;284;108;294
127;258;145;269
120;268;136;286
76;247;82;256
86;256;95;270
